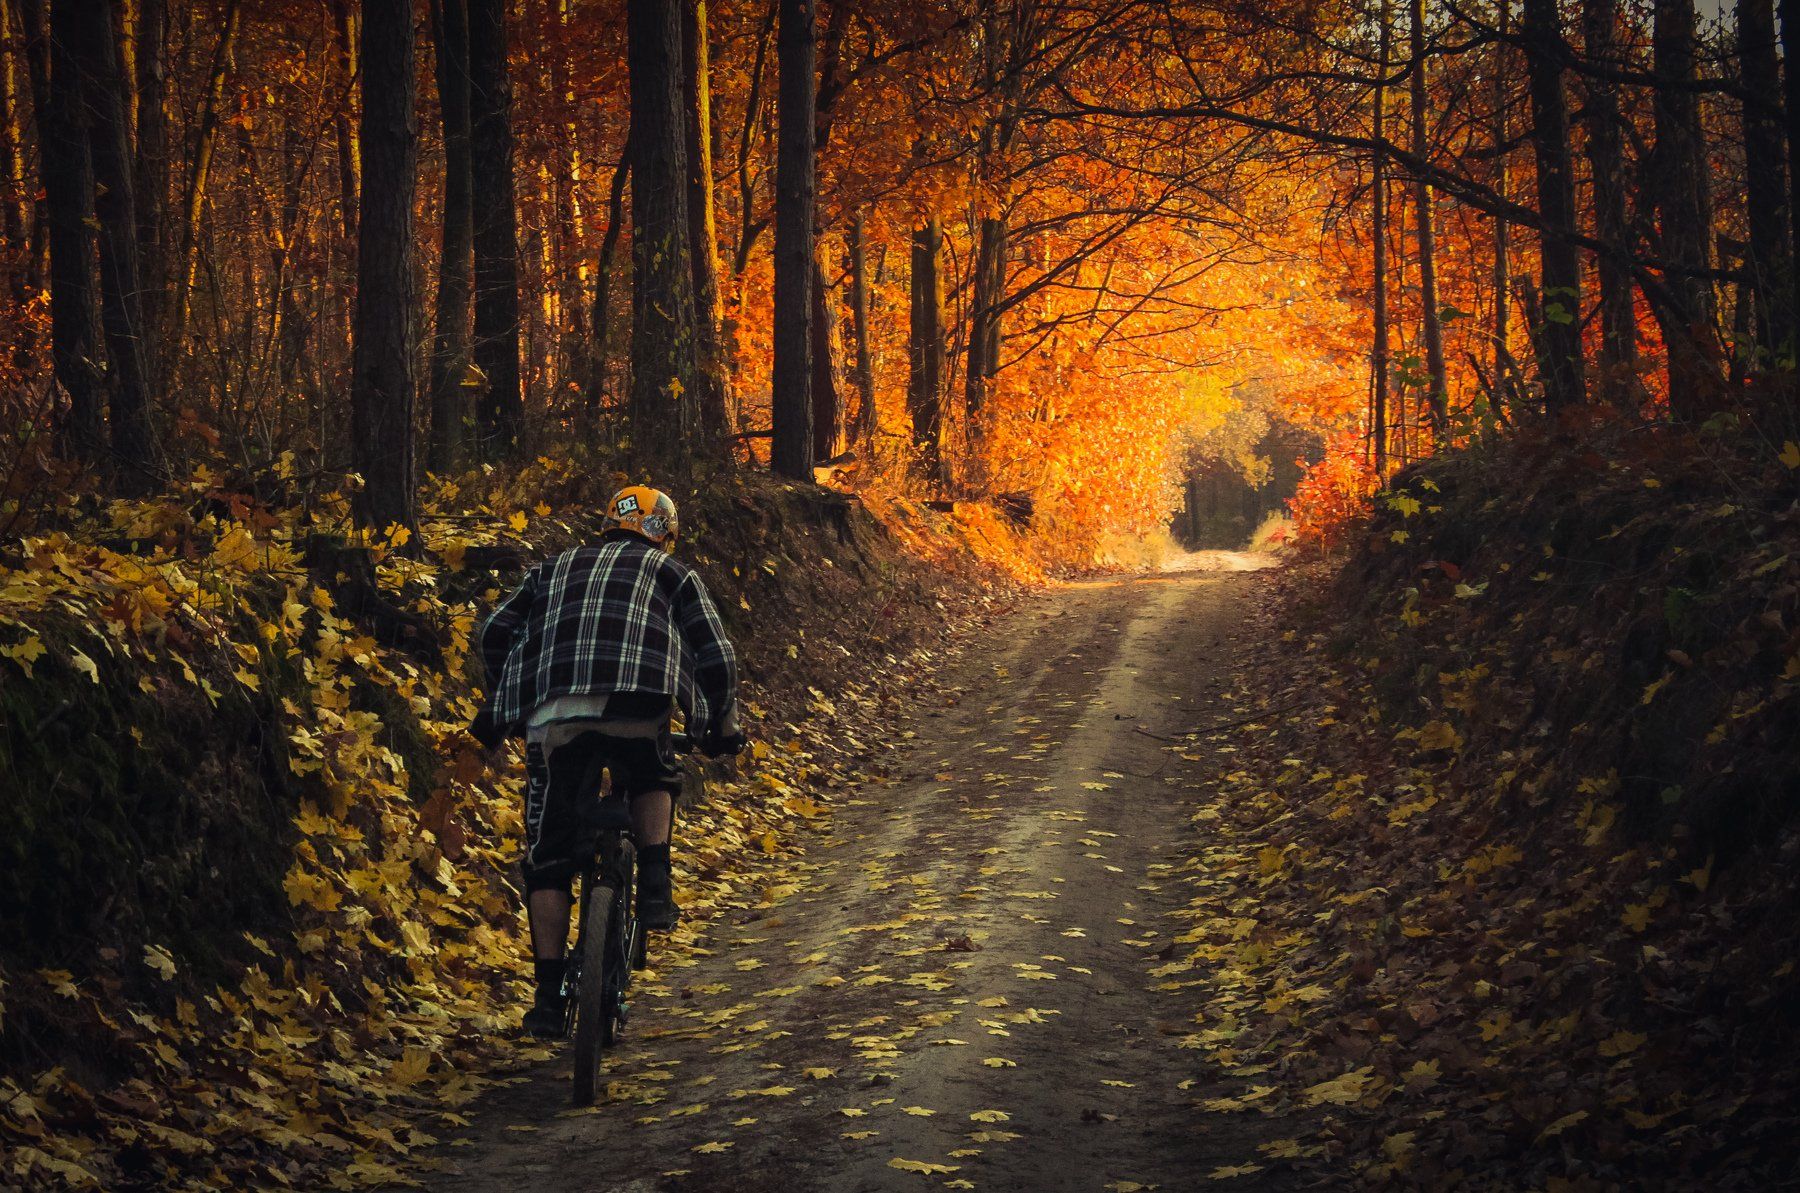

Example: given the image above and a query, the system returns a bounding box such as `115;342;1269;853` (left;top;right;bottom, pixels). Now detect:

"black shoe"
637;869;681;931
639;890;680;931
522;997;567;1039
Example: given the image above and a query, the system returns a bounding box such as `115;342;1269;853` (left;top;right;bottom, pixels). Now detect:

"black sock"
640;843;671;874
534;958;566;1000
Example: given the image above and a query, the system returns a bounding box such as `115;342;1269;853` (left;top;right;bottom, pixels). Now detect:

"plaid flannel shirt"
477;536;738;738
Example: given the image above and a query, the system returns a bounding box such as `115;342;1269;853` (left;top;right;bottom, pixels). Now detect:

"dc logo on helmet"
616;494;641;516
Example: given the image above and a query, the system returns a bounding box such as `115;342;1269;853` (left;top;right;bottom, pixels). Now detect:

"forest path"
413;556;1287;1193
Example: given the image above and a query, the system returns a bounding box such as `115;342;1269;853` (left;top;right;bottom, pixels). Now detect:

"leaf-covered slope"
1148;431;1800;1186
0;457;1006;1190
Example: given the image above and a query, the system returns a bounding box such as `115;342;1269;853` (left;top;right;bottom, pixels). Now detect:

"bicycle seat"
592;795;633;833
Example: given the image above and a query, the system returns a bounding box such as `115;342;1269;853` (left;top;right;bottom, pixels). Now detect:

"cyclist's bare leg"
630;789;673;845
527;889;573;961
632;789;679;928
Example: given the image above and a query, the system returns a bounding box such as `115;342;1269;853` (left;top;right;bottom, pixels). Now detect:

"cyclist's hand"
700;729;748;758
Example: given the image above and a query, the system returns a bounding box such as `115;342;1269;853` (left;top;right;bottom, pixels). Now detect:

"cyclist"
470;484;745;1037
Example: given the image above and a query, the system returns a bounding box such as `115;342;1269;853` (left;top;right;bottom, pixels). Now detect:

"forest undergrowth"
1156;424;1800;1187
0;456;1024;1190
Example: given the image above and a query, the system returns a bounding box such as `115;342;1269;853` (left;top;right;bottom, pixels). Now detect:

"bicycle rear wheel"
570;881;616;1107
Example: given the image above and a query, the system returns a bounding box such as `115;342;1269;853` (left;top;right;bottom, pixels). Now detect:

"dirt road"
415;556;1279;1193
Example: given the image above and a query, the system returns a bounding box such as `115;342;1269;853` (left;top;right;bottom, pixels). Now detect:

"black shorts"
520;723;682;893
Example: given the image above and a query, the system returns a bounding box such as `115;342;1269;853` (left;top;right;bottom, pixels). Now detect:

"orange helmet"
602;484;679;547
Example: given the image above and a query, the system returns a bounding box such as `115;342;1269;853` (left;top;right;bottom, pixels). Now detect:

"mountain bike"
564;730;701;1107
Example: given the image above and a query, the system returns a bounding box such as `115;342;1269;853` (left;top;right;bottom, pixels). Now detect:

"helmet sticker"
641;514;670;539
616;494;640;515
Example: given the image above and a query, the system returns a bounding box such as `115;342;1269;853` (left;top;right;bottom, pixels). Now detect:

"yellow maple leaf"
1780;441;1800;469
1621;903;1652;932
968;1109;1010;1123
1209;1165;1263;1179
2;634;47;676
1417;720;1461;753
1598;1030;1646;1058
888;1158;959;1175
691;1141;733;1154
142;944;177;980
389;1047;431;1086
508;510;529;532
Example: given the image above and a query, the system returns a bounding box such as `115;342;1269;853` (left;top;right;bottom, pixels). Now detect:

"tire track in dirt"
410;557;1280;1193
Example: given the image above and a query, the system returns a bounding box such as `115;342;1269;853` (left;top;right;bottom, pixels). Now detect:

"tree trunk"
469;0;523;454
66;0;159;487
174;0;238;337
1408;0;1447;436
770;0;816;479
1650;0;1718;418
1491;0;1511;407
1782;0;1800;336
14;0;51;287
810;239;840;461
627;0;702;459
329;0;358;243
1738;0;1792;358
134;0;166;360
965;214;1006;457
1371;0;1391;475
349;0;418;533
428;0;474;475
1582;0;1637;385
682;0;729;435
584;151;630;433
908;217;946;485
1521;0;1584;410
731;0;775;280
849;210;876;444
0;0;29;283
39;0;102;457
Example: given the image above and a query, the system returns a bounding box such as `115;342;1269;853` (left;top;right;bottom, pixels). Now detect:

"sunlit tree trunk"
584;152;629;433
14;0;50;286
68;0;159;488
329;0;358;244
771;0;816;478
0;0;31;292
1521;0;1584;410
1582;0;1636;386
848;210;876;445
908;217;946;485
1738;0;1792;358
810;240;841;460
683;0;729;434
1649;0;1717;417
174;0;239;338
1371;0;1391;475
428;0;474;474
469;0;523;454
349;0;418;534
627;0;702;459
39;0;103;457
1491;0;1511;403
1408;0;1447;436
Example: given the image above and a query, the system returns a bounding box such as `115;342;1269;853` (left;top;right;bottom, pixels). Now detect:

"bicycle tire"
604;845;637;1043
570;881;616;1107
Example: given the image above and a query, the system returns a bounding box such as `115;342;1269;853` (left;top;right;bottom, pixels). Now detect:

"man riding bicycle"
470;485;744;1037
